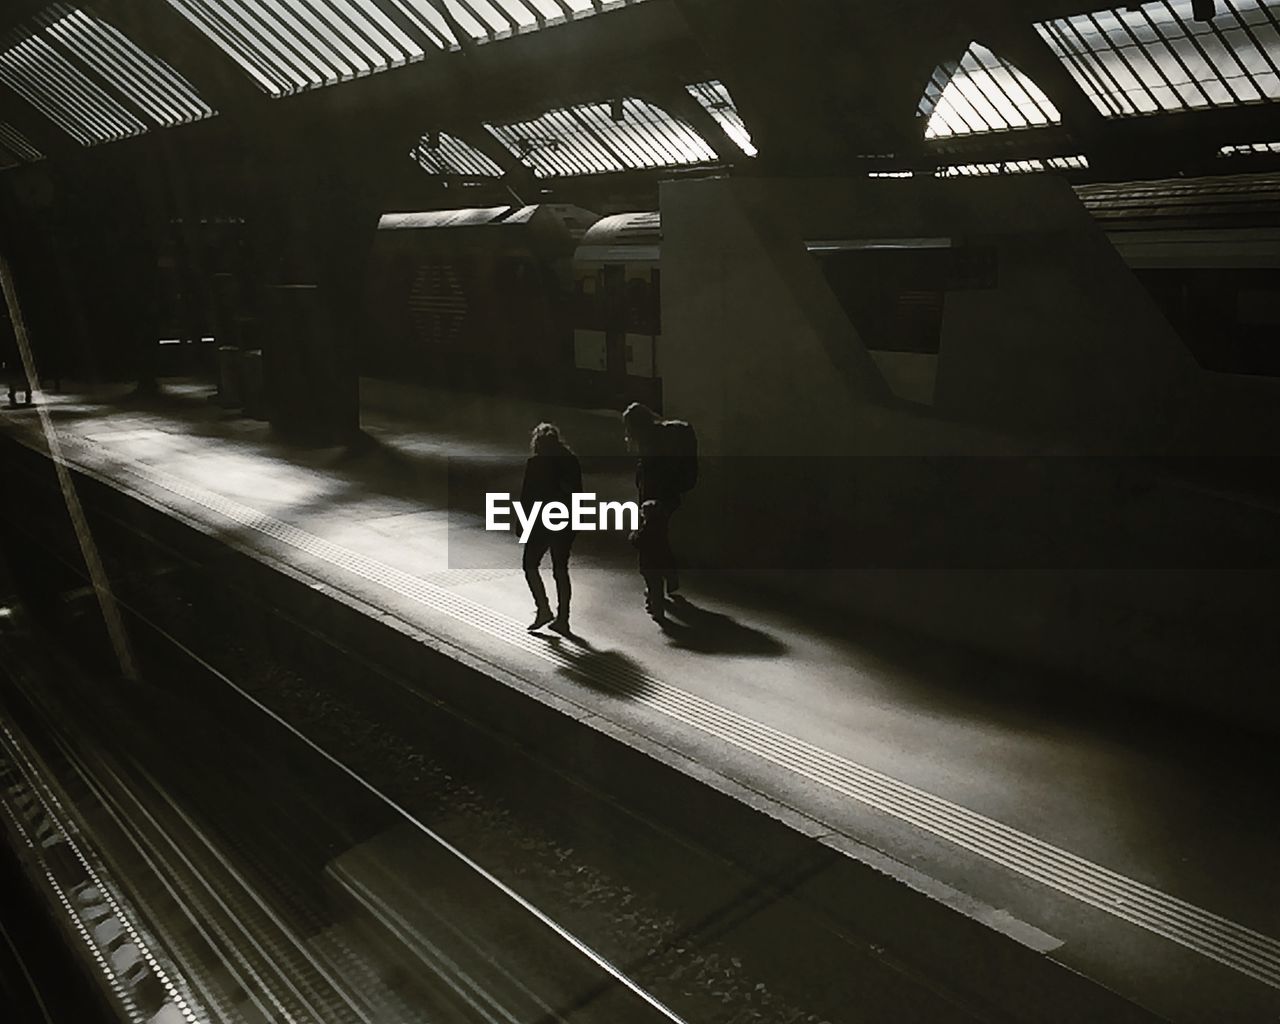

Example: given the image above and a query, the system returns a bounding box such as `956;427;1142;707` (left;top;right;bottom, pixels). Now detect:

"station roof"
0;0;1277;205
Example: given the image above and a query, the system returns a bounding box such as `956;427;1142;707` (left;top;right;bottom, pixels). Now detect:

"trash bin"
217;345;242;407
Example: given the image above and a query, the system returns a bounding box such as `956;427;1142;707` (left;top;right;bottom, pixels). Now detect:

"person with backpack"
520;422;583;635
630;499;673;623
622;402;698;618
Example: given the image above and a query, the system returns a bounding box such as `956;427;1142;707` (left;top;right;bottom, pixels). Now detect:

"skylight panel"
921;43;1061;138
489;110;621;175
455;0;512;37
163;0;638;98
45;7;213;127
0;34;146;144
0;122;44;162
489;0;540;30
437;0;491;40
1036;0;1280;117
686;80;757;156
388;0;459;48
163;0;429;96
1219;139;1280;153
413;132;505;176
939;161;1043;176
486;98;716;177
436;0;635;44
937;155;1089;176
523;0;565;21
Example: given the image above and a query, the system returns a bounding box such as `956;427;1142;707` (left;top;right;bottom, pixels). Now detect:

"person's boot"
549;601;571;636
528;606;554;632
644;592;666;623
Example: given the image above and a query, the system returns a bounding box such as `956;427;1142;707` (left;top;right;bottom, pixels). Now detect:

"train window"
1135;270;1280;376
625;275;657;335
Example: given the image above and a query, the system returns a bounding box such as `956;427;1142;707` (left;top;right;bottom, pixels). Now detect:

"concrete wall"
658;176;1280;732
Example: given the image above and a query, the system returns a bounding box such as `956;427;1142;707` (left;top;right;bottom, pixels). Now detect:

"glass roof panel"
523;0;565;21
486;97;715;177
163;0;429;96
413;132;505;176
443;0;639;43
490;0;539;29
1219;139;1280;153
455;0;511;36
686;79;757;156
162;0;645;96
1036;0;1280;118
937;154;1089;176
0;121;44;163
939;160;1046;176
0;34;147;144
921;42;1061;138
389;0;459;48
438;0;491;40
488;110;621;175
45;7;213;128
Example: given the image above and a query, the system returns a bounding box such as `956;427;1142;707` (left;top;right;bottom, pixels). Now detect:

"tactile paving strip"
46;432;1280;990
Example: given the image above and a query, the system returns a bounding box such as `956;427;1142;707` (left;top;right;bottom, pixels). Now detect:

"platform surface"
3;381;1279;1024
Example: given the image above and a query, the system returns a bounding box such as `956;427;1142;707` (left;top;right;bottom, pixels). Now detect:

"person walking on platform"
521;422;582;635
622;402;698;618
630;500;672;623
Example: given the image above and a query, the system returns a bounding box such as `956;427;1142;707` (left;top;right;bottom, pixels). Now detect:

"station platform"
2;380;1278;1024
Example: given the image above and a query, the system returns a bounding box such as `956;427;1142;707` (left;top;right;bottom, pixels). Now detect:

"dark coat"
520;451;583;509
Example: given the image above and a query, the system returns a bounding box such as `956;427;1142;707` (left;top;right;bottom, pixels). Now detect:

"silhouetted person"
630;500;672;623
521;422;582;635
622;402;698;605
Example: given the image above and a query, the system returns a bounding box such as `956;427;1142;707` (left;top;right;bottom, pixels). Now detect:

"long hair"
530;421;572;456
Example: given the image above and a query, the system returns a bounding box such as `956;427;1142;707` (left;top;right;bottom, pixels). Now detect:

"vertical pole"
0;252;137;681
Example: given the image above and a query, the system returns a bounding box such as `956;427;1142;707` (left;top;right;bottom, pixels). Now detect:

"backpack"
665;420;699;494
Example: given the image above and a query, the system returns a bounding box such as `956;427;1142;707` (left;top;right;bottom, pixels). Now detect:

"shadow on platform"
544;633;662;702
660;596;787;657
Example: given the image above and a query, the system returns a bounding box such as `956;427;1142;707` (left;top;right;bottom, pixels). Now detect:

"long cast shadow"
658;595;787;657
540;631;662;702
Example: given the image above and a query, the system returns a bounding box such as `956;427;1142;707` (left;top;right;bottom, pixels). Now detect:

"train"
364;204;662;408
362;171;1280;410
